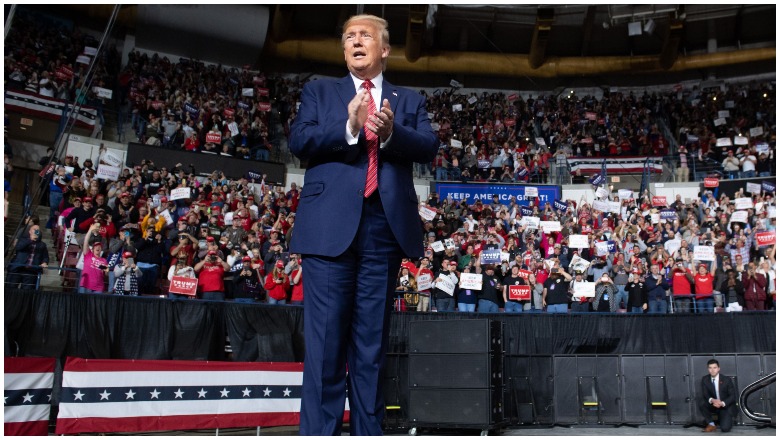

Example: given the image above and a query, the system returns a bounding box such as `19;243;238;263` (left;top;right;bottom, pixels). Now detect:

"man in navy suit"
289;14;438;436
699;359;736;432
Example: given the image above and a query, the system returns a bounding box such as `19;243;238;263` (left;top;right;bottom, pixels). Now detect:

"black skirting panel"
4;289;776;426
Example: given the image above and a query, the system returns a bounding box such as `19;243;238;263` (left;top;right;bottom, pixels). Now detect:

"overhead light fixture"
627;21;642;36
644;18;656;34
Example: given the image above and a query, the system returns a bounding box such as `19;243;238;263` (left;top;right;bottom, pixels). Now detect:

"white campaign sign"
434;275;456;295
170;187;191;201
416;273;433;291
572;282;595;298
733;136;748;146
520;216;540;229
540;221;562;232
570;255;590;272
444;238;457;250
729;211;748;223
459;273;483;290
595;187;608;199
419;206;437;221
664;239;681;256
718;110;730;119
500;251;510;262
607;201;621;214
592;200;609;212
159;209;173;225
525;187;538;197
535;137;546;146
95;164;120;181
568;234;589;249
734;197;753;210
93;87;113;99
769;206;776;218
431;241;445;253
716;137;732;146
595;241;609;256
651;213;660;224
450;139;462;148
618;189;633;200
746;182;762;194
693;245;715;261
749;126;764;137
101;149;123;167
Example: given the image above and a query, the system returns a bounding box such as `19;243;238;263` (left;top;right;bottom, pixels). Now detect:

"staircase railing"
738;372;775;424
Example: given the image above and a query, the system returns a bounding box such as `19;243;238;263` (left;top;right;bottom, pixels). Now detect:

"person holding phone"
264;260;290;305
114;251;142;296
79;224;108;294
194;250;231;301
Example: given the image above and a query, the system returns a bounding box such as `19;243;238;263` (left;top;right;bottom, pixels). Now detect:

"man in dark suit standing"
289;14;438;436
700;358;736;432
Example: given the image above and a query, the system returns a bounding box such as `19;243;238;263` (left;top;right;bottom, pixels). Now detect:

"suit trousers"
300;194;402;436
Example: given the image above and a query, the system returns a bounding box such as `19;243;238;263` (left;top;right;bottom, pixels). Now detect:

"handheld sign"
693;245;715;261
459;273;483;290
652;196;667;207
729;211;748;223
170;187;191;201
416;273;433;291
517;269;532;279
755;231;775;247
704;178;719;188
169;276;198;296
431;241;445;253
568;234;589;249
572;282;595;298
419;205;437;221
746;182;761;194
434;275;456;296
734;198;753;210
96;165;120;181
480;249;502;265
540;221;562;232
508;285;531;301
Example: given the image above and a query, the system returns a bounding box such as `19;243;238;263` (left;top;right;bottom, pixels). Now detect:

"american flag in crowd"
4;357;56;436
56;357;347;434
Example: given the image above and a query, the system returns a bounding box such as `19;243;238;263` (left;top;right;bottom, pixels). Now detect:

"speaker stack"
407;319;507;434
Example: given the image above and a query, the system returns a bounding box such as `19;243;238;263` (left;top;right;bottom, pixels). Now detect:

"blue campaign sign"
763;181;776;192
607;240;616;253
554;199;568;212
480;249;502;265
434;182;561;207
660;209;677;220
520;206;533;216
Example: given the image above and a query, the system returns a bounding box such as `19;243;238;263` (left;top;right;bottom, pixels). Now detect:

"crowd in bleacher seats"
666;81;776;180
410;81;774;184
118;49;303;162
4;9;120;124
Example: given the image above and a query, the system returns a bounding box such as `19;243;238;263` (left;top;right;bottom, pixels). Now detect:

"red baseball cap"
242;256;251;262
120;192;130;198
83;197;93;203
206;236;215;242
207;250;217;256
122;251;134;258
275;260;284;268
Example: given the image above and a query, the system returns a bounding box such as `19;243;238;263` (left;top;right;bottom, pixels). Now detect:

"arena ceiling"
36;4;779;90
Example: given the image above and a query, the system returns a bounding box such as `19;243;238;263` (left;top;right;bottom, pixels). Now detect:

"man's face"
29;225;40;240
343;19;389;79
708;362;720;378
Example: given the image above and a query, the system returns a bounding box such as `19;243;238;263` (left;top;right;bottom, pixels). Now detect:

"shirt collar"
350;73;383;92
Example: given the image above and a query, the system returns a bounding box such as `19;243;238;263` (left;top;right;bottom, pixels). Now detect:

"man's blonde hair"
341;14;390;49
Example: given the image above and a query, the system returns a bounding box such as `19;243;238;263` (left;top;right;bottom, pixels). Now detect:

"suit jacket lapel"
382;80;399;115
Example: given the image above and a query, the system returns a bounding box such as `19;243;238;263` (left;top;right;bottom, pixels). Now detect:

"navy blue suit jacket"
289;76;438;258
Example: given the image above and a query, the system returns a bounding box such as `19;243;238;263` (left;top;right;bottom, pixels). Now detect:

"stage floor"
125;425;775;436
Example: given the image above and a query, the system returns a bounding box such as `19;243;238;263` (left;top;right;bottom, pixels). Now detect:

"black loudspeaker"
408;319;506;428
408;388;503;425
409;319;502;354
409;353;502;389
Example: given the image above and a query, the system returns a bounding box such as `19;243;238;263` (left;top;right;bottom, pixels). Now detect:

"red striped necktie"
363;80;378;198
